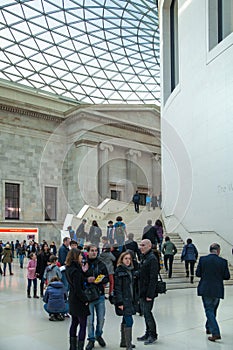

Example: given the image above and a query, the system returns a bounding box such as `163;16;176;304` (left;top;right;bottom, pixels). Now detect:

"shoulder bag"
156;272;167;294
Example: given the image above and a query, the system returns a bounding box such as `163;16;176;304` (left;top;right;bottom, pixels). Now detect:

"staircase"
65;200;233;290
160;232;233;290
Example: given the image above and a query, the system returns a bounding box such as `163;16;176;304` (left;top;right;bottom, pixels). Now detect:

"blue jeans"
44;302;69;315
202;296;220;336
87;295;105;341
77;238;85;247
122;315;133;328
140;298;157;338
19;255;25;268
116;236;125;252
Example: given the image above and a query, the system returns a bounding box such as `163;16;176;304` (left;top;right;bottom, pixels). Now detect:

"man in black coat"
137;239;159;345
196;243;230;342
84;244;109;350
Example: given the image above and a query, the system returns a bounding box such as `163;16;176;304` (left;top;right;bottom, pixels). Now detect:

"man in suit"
196;243;230;342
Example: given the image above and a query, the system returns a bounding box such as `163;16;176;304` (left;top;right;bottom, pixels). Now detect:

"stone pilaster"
126;149;142;202
72;139;99;208
152;153;161;196
98;143;114;202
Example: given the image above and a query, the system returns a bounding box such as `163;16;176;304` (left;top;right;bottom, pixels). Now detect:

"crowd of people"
0;215;231;348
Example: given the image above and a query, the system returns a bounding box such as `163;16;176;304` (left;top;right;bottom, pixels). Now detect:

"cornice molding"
0;104;63;123
67;112;160;137
75;139;99;148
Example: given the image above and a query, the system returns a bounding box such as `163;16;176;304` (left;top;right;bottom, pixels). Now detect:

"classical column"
126;149;141;202
152;153;161;196
98;143;113;202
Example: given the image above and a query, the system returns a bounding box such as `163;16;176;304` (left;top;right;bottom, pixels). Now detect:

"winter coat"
142;226;159;247
181;243;198;262
58;244;70;266
43;281;68;313
36;251;51;279
27;259;37;279
99;251;115;275
2;247;13;263
66;261;90;317
88;226;102;245
132;193;140;203
151;196;158;208
85;257;109;295
139;249;158;299
43;264;62;282
155;225;163;240
114;264;136;316
18;246;26;256
76;223;87;239
162;241;177;256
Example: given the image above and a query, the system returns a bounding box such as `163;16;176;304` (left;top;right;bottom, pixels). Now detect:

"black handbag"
156;272;167;294
84;285;100;302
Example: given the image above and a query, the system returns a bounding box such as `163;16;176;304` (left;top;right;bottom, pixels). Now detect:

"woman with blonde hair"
114;251;136;350
65;248;90;350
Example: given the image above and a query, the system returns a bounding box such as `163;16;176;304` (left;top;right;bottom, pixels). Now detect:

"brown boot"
124;327;133;350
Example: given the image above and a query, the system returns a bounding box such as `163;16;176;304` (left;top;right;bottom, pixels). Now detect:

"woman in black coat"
65;248;90;350
36;243;51;297
114;251;136;350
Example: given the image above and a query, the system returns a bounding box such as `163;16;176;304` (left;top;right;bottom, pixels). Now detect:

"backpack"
115;223;125;236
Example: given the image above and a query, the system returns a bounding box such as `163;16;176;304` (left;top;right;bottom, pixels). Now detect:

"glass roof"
0;0;160;104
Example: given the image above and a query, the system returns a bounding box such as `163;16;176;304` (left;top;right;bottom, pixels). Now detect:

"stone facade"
0;83;160;245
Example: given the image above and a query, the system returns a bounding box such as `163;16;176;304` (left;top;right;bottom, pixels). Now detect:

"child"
43;276;68;321
27;252;39;298
43;255;62;284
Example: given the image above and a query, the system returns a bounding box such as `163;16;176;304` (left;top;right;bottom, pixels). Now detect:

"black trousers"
140;298;157;338
134;202;139;212
185;260;195;276
164;254;174;278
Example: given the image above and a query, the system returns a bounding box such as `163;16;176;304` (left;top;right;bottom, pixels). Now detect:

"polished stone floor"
0;261;232;350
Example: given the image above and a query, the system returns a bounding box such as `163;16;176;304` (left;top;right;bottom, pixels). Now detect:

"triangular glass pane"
2;9;22;25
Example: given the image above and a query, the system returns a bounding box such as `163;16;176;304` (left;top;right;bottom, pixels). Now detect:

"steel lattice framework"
0;0;160;104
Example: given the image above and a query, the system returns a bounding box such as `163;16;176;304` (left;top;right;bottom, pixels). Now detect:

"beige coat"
2;247;13;263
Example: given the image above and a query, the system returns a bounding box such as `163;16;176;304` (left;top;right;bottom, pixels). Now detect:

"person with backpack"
181;238;198;283
132;191;140;213
113;216;126;252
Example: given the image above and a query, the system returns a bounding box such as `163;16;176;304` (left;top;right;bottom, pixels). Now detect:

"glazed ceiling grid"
0;0;160;104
